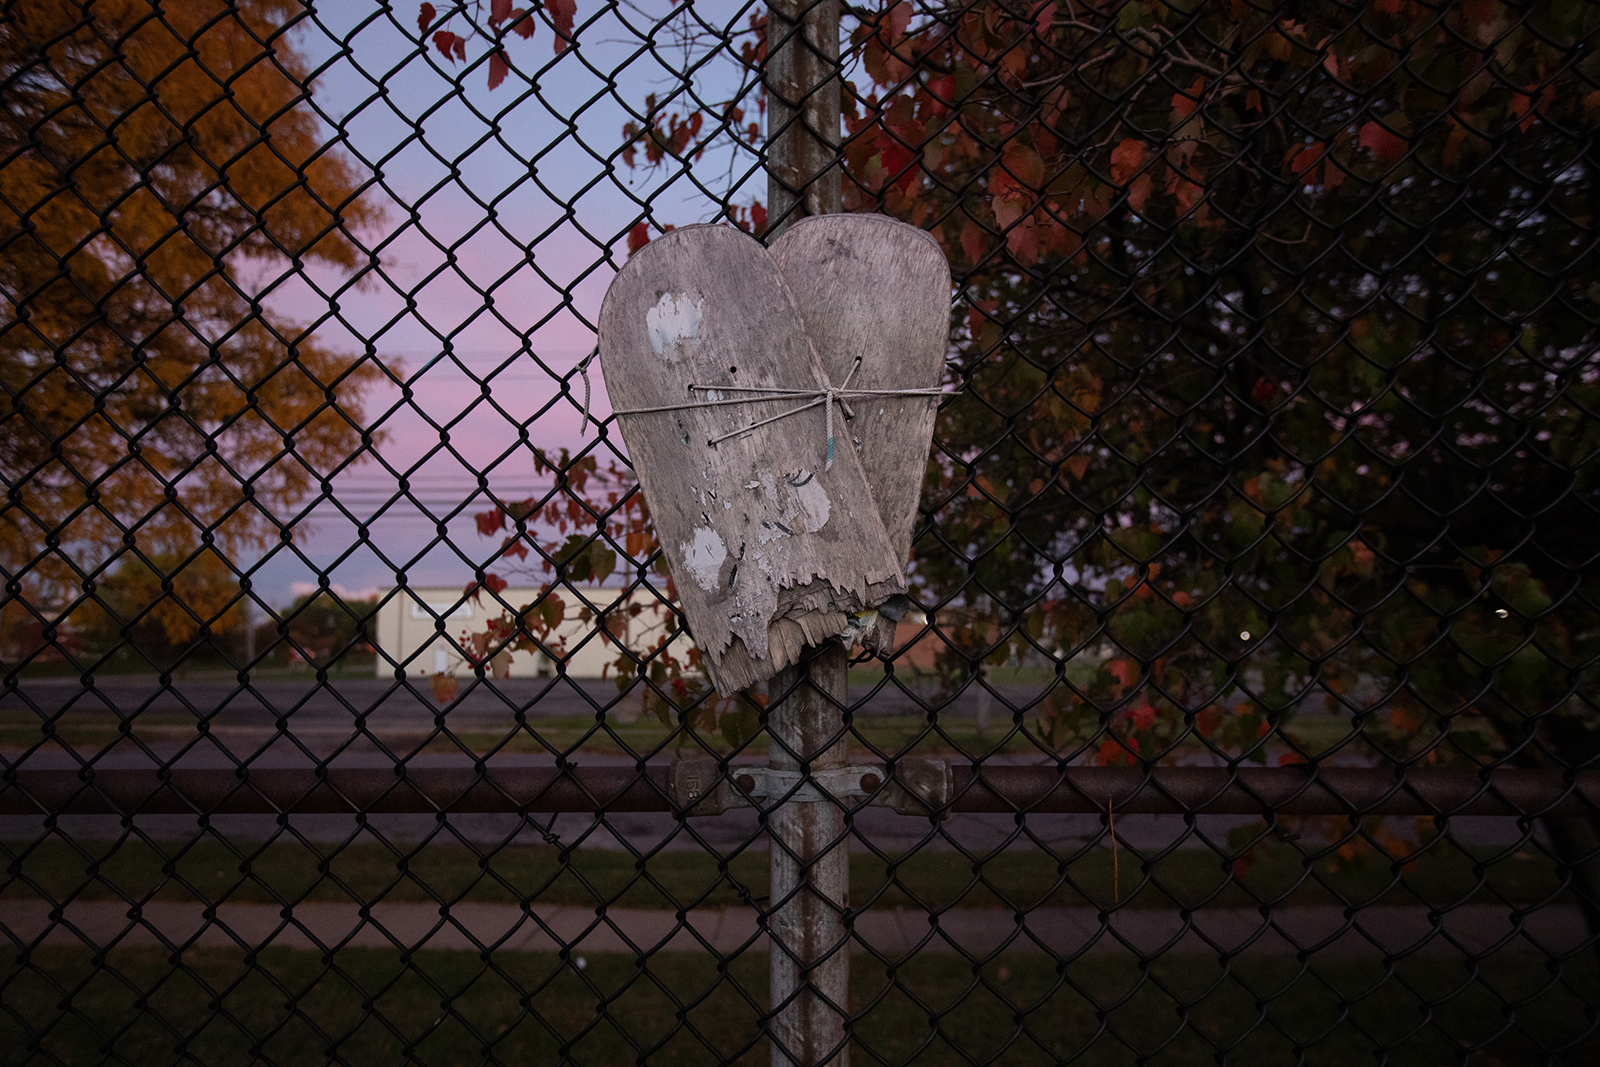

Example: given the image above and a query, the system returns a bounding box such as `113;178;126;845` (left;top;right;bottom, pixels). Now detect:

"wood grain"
598;224;905;694
772;214;950;651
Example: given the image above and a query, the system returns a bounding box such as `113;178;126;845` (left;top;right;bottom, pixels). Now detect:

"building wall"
372;586;675;679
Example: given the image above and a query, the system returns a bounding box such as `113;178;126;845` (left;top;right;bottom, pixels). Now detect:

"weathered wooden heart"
599;223;923;694
771;215;950;642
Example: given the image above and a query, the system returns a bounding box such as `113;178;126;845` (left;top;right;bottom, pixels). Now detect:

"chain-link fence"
3;0;1598;1063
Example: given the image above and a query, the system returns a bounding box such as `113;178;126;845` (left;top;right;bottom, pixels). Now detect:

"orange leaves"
885;0;912;40
1109;138;1145;185
1003;142;1046;190
1358;120;1408;165
1388;703;1424;736
1096;736;1139;766
1033;0;1056;35
1107;658;1137;694
1109;139;1150;211
1126;699;1156;732
1289;142;1326;177
1171;77;1203;119
960;219;991;266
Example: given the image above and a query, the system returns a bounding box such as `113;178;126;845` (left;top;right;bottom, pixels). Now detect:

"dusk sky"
249;1;768;607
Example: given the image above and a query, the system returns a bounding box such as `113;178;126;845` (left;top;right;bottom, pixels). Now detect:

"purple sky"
245;1;769;606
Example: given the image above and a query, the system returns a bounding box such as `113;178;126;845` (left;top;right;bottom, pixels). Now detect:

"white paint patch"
680;526;728;591
646;292;703;360
790;474;831;533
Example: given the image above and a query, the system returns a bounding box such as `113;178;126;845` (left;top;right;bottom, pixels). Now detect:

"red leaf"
432;30;460;60
1359;120;1408;165
418;2;436;33
751;202;767;232
548;0;576;52
1127;700;1156;732
1289;142;1326;176
626;222;650;253
485;573;508;595
489;50;509;89
491;0;512;24
511;8;536;38
1002;143;1045;190
475;508;506;536
1127;173;1151;213
1251;377;1277;403
1279;752;1309;766
1033;0;1056;35
1172;77;1203;119
1109;138;1144;184
886;0;911;39
1108;658;1137;692
960;220;989;265
1096;737;1135;766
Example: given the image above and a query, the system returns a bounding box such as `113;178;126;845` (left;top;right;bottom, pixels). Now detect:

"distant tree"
281;590;377;668
0;0;385;664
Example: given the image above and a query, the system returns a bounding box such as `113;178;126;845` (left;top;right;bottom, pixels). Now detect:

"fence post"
768;643;851;1067
766;3;846;1064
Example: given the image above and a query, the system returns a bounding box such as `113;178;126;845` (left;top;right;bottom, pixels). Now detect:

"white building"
371;585;676;679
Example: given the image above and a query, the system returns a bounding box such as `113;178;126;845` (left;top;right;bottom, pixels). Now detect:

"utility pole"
765;2;847;1064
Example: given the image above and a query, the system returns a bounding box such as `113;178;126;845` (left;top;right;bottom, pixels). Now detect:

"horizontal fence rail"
8;765;1598;818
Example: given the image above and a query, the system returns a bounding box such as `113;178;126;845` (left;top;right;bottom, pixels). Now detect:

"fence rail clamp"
669;758;951;816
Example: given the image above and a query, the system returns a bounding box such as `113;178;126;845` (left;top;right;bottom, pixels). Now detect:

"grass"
2;945;1594;1065
2;836;1568;915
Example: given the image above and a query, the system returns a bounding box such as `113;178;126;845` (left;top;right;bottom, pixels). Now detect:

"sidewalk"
4;898;1584;959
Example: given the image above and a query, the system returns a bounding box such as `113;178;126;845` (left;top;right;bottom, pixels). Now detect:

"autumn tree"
0;0;383;662
823;0;1599;773
434;1;1598;779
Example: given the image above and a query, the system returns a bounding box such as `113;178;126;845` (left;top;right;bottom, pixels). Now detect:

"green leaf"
720;706;761;749
589;544;617;586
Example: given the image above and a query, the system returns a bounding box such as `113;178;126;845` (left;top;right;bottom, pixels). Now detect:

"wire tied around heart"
609;356;946;469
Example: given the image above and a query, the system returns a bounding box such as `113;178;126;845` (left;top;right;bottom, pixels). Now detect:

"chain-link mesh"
3;0;1598;1063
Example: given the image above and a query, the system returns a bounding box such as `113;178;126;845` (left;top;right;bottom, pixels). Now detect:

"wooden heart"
599;224;907;694
771;215;950;576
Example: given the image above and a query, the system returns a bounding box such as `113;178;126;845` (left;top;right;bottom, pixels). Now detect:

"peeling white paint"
681;526;728;591
789;473;831;533
646;292;703;360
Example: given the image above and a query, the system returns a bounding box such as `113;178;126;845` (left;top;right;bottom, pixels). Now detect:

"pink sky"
243;2;767;607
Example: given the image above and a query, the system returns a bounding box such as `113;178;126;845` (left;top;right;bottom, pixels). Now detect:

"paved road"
0;674;966;724
5;897;1582;958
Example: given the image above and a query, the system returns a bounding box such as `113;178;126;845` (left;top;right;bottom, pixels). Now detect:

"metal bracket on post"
670;758;951;816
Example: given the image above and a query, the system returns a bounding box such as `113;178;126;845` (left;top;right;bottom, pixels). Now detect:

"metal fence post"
766;4;846;1063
